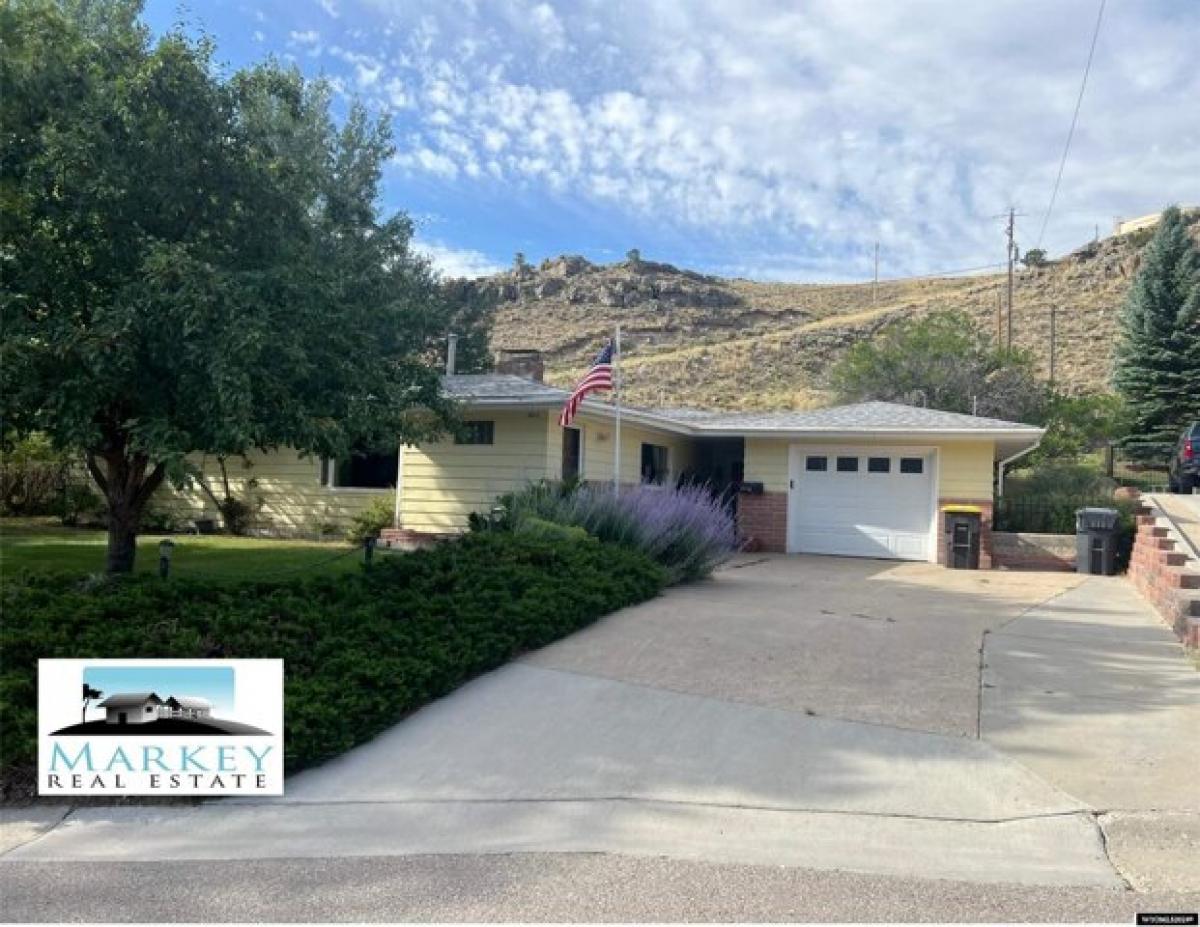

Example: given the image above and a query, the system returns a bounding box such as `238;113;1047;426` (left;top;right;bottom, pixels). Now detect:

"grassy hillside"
484;222;1195;411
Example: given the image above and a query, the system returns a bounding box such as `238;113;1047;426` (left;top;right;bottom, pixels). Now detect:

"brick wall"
738;491;788;552
937;499;994;569
991;531;1076;571
1128;510;1200;649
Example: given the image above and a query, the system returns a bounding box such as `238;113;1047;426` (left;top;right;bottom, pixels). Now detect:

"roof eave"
692;426;1045;440
450;392;1045;444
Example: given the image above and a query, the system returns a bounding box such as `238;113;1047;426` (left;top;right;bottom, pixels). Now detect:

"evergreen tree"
1112;206;1200;449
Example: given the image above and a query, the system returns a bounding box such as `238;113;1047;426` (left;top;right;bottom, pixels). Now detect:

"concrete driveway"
4;556;1199;917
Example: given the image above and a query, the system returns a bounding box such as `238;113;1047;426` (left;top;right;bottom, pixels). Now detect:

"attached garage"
786;445;936;560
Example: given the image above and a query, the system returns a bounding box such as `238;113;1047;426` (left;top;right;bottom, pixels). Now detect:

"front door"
562;427;581;481
118;712;127;725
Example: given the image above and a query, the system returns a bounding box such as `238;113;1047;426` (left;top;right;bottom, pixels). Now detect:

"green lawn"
0;518;369;581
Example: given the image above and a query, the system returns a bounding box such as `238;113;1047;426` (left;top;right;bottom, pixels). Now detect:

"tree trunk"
105;505;141;574
86;443;167;575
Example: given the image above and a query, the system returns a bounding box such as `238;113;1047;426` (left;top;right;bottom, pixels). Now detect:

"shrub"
515;516;592;545
494;481;738;582
993;494;1137;570
1005;461;1116;499
0;434;69;516
0;532;664;787
58;483;104;527
347;496;396;544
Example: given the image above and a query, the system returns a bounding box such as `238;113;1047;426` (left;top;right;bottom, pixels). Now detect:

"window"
641;443;669;485
325;447;398;489
805;455;828;472
867;456;891;473
836;456;859;473
562;428;581;481
900;457;924;474
455;421;495;445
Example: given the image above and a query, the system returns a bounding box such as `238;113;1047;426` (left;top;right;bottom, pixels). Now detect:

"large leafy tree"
829;309;1047;423
1112;206;1200;450
1;1;478;572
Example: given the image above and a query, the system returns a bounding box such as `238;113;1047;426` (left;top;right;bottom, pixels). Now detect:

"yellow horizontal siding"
577;416;694;485
153;448;390;535
401;411;552;533
745;437;996;500
937;441;996;499
744;439;790;493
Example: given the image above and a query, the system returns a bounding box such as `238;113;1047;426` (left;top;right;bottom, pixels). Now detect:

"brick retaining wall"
1128;508;1200;649
991;532;1076;571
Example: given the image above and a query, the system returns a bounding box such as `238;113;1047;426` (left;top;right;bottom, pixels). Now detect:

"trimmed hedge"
0;532;664;784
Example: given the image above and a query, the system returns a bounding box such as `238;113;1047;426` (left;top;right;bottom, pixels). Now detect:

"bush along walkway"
0;532;666;794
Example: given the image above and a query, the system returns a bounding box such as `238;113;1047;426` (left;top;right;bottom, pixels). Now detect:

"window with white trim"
641;443;669;485
455;421;495;445
322;447;398;489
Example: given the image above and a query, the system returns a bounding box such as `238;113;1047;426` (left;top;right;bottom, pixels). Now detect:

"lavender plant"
497;481;737;582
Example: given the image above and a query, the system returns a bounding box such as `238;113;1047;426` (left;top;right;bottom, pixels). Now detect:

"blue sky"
84;666;235;718
142;1;1199;282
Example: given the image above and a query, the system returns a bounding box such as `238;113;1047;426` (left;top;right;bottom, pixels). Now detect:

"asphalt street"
3;853;1199;923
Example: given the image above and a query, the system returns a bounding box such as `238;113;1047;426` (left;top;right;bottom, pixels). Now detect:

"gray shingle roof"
442;377;1040;435
669;401;1042;433
98;692;162;708
442;374;567;403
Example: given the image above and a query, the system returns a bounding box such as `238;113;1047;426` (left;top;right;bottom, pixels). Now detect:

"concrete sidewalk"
3;558;1198;908
982;576;1200;892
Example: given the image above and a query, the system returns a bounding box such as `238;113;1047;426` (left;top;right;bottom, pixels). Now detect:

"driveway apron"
6;556;1194;890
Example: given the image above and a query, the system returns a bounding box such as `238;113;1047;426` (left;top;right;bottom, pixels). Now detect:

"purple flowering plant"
500;480;737;582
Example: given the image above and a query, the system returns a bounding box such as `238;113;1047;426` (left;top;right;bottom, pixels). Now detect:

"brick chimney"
495;349;544;382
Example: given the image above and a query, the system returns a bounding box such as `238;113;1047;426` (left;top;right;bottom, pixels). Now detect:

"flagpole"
613;324;621;494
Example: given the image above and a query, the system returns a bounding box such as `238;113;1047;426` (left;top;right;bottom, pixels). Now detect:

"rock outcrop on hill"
478;218;1198;411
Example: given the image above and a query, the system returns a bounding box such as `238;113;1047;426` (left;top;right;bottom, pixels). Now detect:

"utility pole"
1049;303;1057;385
1006;208;1016;350
873;242;879;307
996;287;1003;347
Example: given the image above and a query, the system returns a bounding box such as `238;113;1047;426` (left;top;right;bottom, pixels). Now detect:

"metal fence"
1105;442;1171;491
993;495;1128;534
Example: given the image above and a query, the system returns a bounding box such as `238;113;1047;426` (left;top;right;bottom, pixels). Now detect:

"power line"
1035;0;1107;249
862;261;1007;286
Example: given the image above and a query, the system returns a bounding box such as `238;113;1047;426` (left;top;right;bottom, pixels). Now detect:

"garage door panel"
787;447;934;561
790;526;907;559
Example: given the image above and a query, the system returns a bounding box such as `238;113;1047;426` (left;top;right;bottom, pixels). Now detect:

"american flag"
558;340;615;427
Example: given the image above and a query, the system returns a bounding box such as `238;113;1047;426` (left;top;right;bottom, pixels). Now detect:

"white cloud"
288;29;320;45
347;0;1200;278
317;0;339;19
415;239;506;278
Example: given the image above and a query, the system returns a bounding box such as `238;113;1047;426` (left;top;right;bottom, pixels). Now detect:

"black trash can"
944;506;982;569
1075;507;1119;575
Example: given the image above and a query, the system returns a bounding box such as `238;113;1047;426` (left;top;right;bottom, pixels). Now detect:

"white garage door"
787;446;935;561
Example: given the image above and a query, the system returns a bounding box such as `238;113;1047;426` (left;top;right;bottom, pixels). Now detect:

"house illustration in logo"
99;691;215;725
52;666;269;737
99;692;162;726
162;696;212;720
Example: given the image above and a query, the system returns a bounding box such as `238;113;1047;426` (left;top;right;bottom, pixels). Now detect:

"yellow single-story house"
159;364;1043;567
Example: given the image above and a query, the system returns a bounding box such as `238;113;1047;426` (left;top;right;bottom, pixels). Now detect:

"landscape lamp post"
158;539;175;579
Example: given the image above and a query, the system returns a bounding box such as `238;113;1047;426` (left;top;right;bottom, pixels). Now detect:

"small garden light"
158;539;175;579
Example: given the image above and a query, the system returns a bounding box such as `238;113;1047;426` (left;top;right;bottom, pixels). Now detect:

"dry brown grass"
489;228;1185;411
